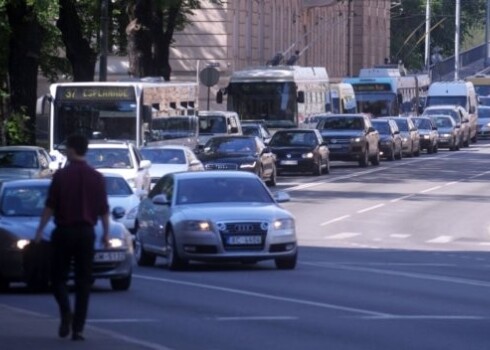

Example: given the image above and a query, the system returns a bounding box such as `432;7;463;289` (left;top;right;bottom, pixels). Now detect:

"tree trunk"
57;0;97;81
126;0;153;77
152;6;180;81
6;2;44;145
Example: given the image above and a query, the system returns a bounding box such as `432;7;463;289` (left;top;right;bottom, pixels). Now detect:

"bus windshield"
425;96;467;109
54;101;137;147
355;92;396;117
227;82;297;129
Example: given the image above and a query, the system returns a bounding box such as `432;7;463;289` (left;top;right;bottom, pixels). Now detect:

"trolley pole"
424;0;431;72
455;0;461;81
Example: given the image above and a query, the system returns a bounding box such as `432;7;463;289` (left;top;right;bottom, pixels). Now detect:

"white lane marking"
444;181;458;186
420;185;442;194
215;316;298;321
320;215;351;226
360;315;485;320
389;194;414;203
324;232;361;240
427;235;454;244
479;242;490;246
88;319;158;323
0;304;173;350
357;204;385;214
302;262;490;288
133;274;390;317
390;234;411;239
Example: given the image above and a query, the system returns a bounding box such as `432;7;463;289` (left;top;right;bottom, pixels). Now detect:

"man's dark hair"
66;134;89;156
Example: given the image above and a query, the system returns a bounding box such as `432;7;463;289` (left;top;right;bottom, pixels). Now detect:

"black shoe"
71;332;85;341
58;313;72;338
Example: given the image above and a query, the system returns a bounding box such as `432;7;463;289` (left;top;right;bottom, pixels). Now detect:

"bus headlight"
301;152;314;159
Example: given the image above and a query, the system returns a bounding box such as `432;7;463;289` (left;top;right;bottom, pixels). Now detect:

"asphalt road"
2;141;490;350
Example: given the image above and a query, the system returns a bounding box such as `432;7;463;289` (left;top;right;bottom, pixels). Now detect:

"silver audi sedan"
134;171;297;270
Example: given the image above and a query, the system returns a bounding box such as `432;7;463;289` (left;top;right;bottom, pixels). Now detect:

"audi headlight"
16;239;30;250
402;137;408;142
109;238;124;249
442;133;451;137
351;137;362;143
423;135;430;139
301;152;314;159
126;206;138;220
240;161;257;169
184;220;211;232
271;218;295;234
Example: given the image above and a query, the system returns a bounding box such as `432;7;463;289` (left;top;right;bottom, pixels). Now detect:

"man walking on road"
35;134;110;341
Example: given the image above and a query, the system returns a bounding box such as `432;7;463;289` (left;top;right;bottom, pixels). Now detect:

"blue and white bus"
343;65;430;117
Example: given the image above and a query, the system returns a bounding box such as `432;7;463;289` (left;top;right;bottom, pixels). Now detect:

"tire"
414;145;420;157
471;132;478;143
110;274;132;291
407;142;414;157
266;165;277;186
464;134;470;147
166;228;188;271
313;160;322;176
395;146;402;160
134;235;156;267
275;252;297;270
323;158;330;174
388;146;395;161
0;276;9;292
358;148;369;167
434;144;438;153
370;150;380;166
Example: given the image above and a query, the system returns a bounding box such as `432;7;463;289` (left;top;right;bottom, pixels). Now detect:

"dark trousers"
50;226;95;333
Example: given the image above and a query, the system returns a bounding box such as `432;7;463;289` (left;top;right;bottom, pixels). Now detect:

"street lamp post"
455;0;461;80
424;0;431;72
99;0;109;82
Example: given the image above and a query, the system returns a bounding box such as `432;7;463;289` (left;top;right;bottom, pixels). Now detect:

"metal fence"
432;44;485;81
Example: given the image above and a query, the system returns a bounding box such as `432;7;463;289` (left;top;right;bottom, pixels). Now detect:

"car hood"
269;146;314;156
379;135;393;142
418;129;431;135
176;203;293;222
436;127;454;133
148;164;188;178
108;194;140;212
96;169;136;181
320;130;363;138
199;153;257;163
0;217;129;249
0;169;40;180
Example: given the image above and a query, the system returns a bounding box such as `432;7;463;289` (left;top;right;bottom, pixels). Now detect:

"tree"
391;0;486;70
126;0;223;81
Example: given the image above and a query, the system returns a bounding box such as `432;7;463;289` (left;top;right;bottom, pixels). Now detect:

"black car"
371;119;403;161
428;115;461;151
316;114;380;167
268;129;330;176
385;116;421;157
197;136;277;186
412;117;439;154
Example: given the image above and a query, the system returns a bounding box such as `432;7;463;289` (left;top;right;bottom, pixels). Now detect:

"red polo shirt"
46;159;109;227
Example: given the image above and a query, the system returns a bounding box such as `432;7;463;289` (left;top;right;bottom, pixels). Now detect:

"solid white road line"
320;215;351;226
444;181;458;186
389;194;414;203
359;315;485;320
389;234;411;239
215;316;298;321
324;232;361;240
419;185;442;194
427;235;454;244
357;204;385;214
133;274;390;317
88;319;158;323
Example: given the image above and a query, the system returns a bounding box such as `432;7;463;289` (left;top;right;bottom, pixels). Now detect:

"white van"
196;111;243;146
327;83;357;114
425;81;478;143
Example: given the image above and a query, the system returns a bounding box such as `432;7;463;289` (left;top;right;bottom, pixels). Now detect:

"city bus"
216;65;329;129
36;80;198;152
343;65;430;117
465;74;490;105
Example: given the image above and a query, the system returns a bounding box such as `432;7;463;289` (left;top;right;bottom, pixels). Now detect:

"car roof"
172;170;257;181
101;172;126;179
274;128;317;133
424;105;461;110
140;145;190;151
0;146;45;151
88;141;131;149
0;179;51;188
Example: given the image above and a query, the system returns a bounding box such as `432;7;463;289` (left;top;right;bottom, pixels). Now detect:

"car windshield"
269;131;318;147
392;119;409;131
176;177;273;204
0;150;38;169
431;117;453;128
204;138;256;154
242;126;260;137
140;149;186;164
371;121;391;134
413;118;432;130
0;185;48;217
86;148;133;169
320;117;364;131
424;109;461;123
104;177;133;196
198;116;227;134
478;107;490;119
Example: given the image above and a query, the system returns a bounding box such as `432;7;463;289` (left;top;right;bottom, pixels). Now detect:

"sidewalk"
0;304;171;350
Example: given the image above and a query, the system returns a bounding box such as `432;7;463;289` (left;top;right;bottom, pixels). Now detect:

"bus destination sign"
353;83;391;92
58;86;136;101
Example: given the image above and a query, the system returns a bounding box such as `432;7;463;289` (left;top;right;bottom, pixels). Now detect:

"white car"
104;173;141;233
140;145;203;187
86;141;152;194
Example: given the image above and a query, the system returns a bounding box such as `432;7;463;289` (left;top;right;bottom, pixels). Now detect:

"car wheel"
395;146;402;160
414;145;420;157
0;276;10;292
134;235;156;267
266;165;277;186
166;228;188;271
359;148;369;167
275;252;297;270
313;160;322;176
323;158;330;174
110;274;132;291
370;148;380;166
464;136;470;147
434;143;438;153
471;133;478;143
388;146;395;161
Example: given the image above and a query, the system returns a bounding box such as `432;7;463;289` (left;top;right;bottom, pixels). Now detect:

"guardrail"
432;43;485;81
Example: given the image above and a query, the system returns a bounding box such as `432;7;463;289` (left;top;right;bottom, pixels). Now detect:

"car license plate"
227;236;262;245
328;144;342;149
280;160;298;165
93;251;126;262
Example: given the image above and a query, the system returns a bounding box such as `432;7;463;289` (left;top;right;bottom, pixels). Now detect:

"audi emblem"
330;139;337;144
286;154;291;158
234;224;254;232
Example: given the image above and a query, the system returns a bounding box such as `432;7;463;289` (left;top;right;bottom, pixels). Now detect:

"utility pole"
455;0;460;80
486;0;490;67
346;0;353;76
99;0;109;81
424;0;431;72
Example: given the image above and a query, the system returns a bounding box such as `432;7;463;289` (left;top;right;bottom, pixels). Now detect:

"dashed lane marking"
324;232;362;240
427;235;454;244
357;204;385;214
419;185;442;194
320;215;351;226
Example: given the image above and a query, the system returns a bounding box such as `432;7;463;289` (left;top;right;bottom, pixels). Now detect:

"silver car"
134;171;297;270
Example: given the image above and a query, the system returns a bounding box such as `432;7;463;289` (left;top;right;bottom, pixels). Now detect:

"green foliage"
5;108;30;145
391;0;486;70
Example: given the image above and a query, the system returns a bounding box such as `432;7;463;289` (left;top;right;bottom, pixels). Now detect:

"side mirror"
152;194;170;206
189;159;202;166
112;206;126;220
455;124;461;128
216;90;223;104
367;126;375;133
273;191;290;203
394;130;400;134
432;126;437;130
297;91;305;104
139;159;152;169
